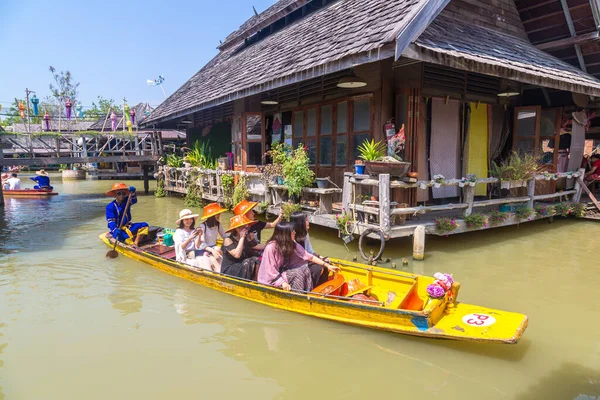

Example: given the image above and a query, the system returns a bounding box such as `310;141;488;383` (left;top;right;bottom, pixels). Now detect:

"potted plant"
490;152;540;190
357;138;411;177
354;159;365;175
262;142;290;184
283;145;315;199
432;174;445;188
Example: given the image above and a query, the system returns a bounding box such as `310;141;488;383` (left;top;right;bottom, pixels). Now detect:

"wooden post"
573;168;585;203
463;185;475;216
342;173;352;212
143;164;149;195
379;173;390;233
413;225;425;260
527;178;536;209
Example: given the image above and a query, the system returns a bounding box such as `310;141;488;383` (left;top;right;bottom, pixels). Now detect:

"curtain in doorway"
465;103;489;196
430;98;460;199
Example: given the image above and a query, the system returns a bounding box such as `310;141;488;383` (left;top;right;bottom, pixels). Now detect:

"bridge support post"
143;164;149;195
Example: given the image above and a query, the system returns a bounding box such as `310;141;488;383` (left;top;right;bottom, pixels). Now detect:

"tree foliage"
48;66;80;117
86;96;120;119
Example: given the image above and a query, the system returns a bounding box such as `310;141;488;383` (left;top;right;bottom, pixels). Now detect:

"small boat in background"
3;188;58;197
100;231;528;344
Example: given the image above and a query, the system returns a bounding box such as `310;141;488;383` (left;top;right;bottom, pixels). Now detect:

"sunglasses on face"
115;191;127;196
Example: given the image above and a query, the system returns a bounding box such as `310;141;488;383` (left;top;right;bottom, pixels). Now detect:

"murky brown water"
1;173;599;399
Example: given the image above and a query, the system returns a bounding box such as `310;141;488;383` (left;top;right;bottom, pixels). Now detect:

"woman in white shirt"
198;203;228;264
173;209;219;272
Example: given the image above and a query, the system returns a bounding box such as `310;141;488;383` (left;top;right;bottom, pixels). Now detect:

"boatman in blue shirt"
105;182;149;247
30;169;53;190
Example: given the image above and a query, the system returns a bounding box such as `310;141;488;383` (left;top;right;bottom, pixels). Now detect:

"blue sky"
0;0;275;113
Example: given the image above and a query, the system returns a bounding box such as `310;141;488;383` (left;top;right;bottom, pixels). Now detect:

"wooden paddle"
106;192;133;259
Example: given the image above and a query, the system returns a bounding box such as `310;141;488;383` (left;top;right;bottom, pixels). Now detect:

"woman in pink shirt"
258;221;339;291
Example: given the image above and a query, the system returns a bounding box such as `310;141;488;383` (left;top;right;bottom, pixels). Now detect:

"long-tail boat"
100;232;528;344
3;188;58;197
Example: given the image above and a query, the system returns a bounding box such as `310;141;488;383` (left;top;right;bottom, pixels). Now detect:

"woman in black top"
221;215;262;280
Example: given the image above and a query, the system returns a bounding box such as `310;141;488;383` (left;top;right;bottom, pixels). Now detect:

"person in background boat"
233;199;284;250
584;154;600;185
173;209;219;272
290;211;331;287
1;173;9;190
258;221;339;291
198;203;228;265
30;169;53;190
6;173;21;190
105;183;148;247
220;215;261;280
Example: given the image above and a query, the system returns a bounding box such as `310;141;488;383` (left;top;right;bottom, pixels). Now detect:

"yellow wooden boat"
100;233;528;344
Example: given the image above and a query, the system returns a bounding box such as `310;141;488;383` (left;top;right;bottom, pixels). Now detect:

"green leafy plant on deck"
433;217;458;233
185;170;204;208
232;175;249;207
488;210;509;225
221;173;235;209
186;140;218;168
358;139;387;161
514;206;535;220
165;153;184;168
261;142;291;183
282;202;302;221
155;177;166;197
534;204;555;216
490;151;540;181
463;213;487;229
335;211;353;236
283;145;314;198
554;202;586;218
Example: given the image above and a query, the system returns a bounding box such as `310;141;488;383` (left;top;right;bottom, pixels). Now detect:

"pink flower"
426;283;446;299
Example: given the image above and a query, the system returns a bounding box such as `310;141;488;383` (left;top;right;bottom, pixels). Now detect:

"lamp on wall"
180;118;193;124
497;83;520;97
337;73;367;88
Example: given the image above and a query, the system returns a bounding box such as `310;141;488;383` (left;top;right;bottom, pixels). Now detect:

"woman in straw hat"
173;209;219;272
30;169;53;190
233;199;284;247
257;221;339;291
198;203;228;249
220;214;262;280
105;183;148;247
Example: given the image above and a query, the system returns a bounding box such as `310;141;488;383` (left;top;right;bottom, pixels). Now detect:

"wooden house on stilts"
145;0;600;258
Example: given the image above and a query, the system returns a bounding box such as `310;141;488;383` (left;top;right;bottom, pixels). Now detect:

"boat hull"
100;234;527;343
3;189;58;197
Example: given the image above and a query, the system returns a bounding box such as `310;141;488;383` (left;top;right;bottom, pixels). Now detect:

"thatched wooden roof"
144;0;431;125
405;13;600;96
145;0;600;126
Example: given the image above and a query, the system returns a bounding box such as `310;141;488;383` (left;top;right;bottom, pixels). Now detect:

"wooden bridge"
0;131;162;206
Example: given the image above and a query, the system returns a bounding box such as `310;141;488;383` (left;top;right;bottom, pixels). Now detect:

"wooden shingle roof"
144;0;429;125
405;13;600;96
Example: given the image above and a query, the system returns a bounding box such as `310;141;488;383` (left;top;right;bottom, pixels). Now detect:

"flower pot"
434;183;441;188
316;178;329;189
364;161;411;177
277;176;284;185
458;182;465;188
499;204;511;213
468;181;476;187
355;164;366;175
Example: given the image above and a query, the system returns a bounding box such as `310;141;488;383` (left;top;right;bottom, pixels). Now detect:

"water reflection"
515;362;600;399
107;262;143;315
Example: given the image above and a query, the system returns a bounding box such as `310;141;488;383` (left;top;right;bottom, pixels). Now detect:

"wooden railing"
343;170;585;233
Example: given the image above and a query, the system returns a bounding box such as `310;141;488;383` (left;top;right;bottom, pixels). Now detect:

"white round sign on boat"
462;313;496;327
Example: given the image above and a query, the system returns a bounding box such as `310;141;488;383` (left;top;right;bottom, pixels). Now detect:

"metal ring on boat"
358;228;385;261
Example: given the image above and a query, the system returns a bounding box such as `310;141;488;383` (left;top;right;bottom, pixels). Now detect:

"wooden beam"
558;0;588;71
536;31;600;50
